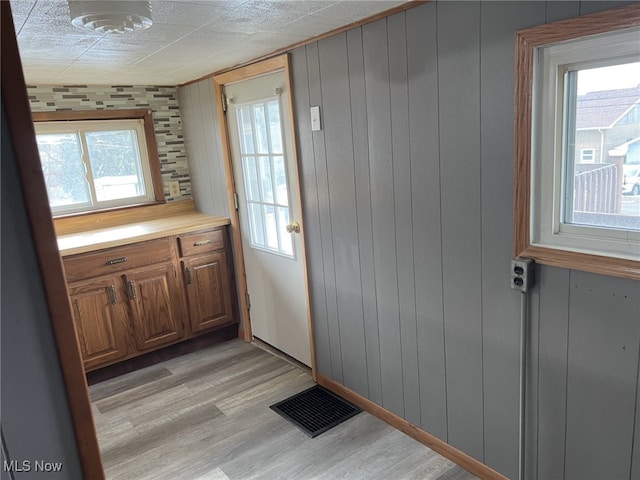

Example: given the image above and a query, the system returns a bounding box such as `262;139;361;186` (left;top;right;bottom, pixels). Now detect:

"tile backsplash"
28;85;192;201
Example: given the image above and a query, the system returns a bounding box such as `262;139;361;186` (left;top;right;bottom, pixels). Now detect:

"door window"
235;98;293;257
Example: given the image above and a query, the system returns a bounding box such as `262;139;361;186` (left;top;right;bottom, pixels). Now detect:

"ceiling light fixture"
68;1;153;34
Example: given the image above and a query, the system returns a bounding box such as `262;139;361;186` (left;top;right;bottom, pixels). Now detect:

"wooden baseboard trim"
316;374;508;480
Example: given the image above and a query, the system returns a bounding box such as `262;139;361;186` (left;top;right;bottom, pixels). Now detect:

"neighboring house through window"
514;5;640;279
575;84;640;165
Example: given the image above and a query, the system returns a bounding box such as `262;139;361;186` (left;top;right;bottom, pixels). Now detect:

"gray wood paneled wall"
288;2;640;479
2;100;83;479
179;80;230;217
176;2;639;478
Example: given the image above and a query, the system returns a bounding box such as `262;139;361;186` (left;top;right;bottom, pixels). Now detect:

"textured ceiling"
10;0;405;86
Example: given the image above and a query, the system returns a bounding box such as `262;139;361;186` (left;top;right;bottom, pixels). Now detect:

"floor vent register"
269;385;362;438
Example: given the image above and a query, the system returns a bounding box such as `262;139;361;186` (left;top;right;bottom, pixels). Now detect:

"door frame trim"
213;54;317;378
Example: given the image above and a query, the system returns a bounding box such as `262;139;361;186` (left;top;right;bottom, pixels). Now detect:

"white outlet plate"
168;181;180;198
310;105;321;131
510;257;535;293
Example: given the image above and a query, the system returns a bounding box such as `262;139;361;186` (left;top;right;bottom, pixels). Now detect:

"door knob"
286;220;300;234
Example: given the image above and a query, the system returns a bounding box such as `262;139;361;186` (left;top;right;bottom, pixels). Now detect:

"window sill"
517;244;639;280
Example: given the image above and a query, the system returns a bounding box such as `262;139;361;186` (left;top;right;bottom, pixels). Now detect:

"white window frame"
514;5;640;280
33;110;163;216
532;28;640;261
234;96;295;259
580;148;595;163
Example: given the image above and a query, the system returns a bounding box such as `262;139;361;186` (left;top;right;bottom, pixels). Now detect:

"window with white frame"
580;148;595;163
530;27;640;261
235;98;294;257
33;112;162;215
514;6;640;279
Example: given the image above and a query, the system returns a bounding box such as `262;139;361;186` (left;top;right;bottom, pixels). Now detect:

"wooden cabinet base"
63;225;239;373
86;323;239;384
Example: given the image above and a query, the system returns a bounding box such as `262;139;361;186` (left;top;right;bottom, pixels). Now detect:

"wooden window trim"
32;109;165;218
513;3;640;280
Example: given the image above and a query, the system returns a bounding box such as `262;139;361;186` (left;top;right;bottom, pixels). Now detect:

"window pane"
249;202;265;247
253;104;269;154
238;107;254;154
273;155;288;206
242;156;260;202
264;204;278;250
259;156;273;203
564;62;640;230
35;133;91;208
267;100;283;154
85;130;145;202
278;206;293;256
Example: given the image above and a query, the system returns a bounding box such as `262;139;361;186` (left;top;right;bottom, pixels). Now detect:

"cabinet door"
124;263;185;351
183;252;233;334
68;277;128;370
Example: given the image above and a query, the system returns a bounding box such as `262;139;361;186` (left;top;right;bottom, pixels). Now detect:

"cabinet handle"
108;285;117;304
106;256;128;265
127;280;137;300
193;240;212;246
186;267;193;284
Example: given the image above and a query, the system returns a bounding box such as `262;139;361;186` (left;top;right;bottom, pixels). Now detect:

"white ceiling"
10;0;404;86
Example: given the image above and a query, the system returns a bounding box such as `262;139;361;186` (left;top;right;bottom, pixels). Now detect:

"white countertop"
57;213;230;256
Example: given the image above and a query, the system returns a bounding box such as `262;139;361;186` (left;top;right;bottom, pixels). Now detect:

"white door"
225;70;311;366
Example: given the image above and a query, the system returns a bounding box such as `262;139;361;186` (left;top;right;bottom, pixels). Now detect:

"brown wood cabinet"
124;263;184;351
62;226;237;371
182;253;233;333
67;276;129;370
179;228;235;334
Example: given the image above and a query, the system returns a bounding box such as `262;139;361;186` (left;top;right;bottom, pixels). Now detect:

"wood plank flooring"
90;339;479;480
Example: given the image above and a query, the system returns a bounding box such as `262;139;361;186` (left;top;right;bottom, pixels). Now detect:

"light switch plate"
310;105;321;131
168;181;180;198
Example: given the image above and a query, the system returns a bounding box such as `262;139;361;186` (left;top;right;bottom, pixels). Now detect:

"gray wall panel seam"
346;28;370;399
358;24;382;401
434;0;449;443
630;325;640;480
386;14;406;420
536;271;542;477
535;276;542;480
404;9;421;425
326;41;345;385
306;43;333;379
200;84;217;212
478;0;486;464
315;39;342;382
333;33;349;385
367;17;383;410
545;0;548;23
562;270;572;480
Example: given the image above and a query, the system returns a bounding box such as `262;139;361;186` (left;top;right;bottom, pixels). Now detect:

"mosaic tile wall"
27;85;192;201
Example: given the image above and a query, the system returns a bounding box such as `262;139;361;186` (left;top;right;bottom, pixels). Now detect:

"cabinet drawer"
178;229;224;257
63;238;172;282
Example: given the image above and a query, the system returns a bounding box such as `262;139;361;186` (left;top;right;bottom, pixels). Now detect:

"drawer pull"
127;280;137;300
106;256;128;266
186;267;193;284
193;240;212;247
108;285;117;305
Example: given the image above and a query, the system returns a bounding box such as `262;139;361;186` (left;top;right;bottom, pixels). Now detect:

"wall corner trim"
316;374;508;480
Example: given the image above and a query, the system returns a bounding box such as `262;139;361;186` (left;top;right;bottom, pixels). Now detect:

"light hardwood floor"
90;339;479;480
